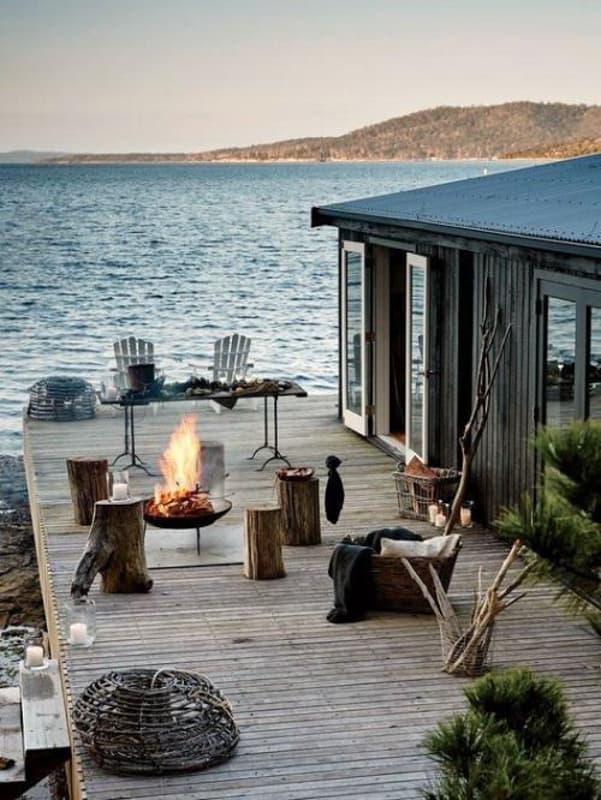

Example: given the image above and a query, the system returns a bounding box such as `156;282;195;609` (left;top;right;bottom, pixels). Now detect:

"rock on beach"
0;455;44;631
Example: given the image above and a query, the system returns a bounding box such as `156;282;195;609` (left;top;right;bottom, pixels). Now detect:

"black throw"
363;526;423;553
326;543;374;624
325;454;345;524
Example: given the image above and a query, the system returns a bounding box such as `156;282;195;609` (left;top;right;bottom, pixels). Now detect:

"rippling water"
0;160;526;456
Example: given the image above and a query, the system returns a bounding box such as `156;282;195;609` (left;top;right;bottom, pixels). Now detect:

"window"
539;279;601;425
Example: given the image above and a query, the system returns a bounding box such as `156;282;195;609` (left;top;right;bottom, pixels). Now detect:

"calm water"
0;160;527;456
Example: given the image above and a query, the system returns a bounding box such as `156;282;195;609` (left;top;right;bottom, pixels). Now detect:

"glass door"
341;242;368;435
405;254;429;461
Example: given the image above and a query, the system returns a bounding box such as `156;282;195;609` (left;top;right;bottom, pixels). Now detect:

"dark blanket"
327;543;374;624
363;526;423;553
325;455;344;524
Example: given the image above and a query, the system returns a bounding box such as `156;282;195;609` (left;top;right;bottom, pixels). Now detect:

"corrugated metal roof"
313;154;601;252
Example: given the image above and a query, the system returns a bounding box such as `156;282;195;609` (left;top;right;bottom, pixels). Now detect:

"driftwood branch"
445;282;512;535
404;541;528;676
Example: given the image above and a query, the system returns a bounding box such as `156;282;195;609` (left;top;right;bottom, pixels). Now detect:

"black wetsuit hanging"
325;454;344;524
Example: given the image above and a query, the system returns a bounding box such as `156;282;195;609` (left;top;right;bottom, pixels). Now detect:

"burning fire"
146;414;214;517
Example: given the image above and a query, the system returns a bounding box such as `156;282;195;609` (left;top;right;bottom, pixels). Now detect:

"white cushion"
380;534;461;559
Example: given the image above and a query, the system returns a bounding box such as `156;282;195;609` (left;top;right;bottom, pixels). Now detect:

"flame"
154;414;201;506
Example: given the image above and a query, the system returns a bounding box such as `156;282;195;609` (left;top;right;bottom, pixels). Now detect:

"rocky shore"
0;455;44;629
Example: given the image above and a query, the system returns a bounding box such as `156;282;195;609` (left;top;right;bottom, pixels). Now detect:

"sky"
1;0;600;153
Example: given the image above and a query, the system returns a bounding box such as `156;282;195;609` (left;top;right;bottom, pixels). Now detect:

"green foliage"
495;421;601;620
536;421;601;524
422;668;600;800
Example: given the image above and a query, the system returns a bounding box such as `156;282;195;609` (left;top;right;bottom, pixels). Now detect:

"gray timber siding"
470;252;536;521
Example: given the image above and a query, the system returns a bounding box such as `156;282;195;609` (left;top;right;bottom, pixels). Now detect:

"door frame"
340;240;368;436
536;271;601;425
405;253;430;462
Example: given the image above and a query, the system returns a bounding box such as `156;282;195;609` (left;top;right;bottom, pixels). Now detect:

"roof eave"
311;205;601;260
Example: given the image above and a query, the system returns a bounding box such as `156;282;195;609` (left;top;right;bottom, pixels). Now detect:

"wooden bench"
0;660;70;800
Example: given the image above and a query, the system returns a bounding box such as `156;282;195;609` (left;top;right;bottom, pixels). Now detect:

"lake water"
0;160;529;456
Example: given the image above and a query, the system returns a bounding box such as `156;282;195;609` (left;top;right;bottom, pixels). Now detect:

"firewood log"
66;457;108;525
244;505;286;580
277;476;321;545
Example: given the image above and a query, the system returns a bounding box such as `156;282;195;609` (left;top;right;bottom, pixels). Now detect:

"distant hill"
0;150;69;163
43;102;601;163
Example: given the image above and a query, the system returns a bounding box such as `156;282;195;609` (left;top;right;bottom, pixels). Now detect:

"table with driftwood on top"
101;378;307;473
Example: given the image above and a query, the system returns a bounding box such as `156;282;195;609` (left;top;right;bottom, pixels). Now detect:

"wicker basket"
393;465;460;520
73;668;239;775
370;544;460;613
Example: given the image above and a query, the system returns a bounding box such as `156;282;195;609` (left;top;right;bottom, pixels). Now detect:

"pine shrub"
496;420;601;619
422;667;600;800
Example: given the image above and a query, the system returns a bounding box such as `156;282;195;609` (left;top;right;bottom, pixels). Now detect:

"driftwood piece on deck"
66;457;108;525
277;476;321;545
244;505;286;580
401;540;531;676
71;498;153;596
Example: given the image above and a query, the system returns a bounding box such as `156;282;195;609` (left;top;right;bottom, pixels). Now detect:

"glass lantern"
23;630;49;671
460;500;475;528
66;596;96;647
106;468;130;502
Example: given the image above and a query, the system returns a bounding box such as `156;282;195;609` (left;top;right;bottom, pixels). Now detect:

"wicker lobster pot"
393;465;460;520
370;545;461;613
73;668;239;775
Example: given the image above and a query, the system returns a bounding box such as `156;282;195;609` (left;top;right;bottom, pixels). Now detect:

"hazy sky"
1;0;600;152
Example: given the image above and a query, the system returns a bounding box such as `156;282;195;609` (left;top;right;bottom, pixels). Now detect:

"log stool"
71;498;153;596
243;505;286;580
277;476;321;545
66;457;109;525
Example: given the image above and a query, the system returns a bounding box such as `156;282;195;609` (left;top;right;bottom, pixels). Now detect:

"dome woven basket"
28;375;96;421
72;668;239;775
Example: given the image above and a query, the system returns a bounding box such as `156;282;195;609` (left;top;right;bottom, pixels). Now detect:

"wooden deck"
23;395;601;800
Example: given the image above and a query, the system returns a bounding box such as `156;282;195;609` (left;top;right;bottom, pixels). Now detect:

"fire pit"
143;415;232;554
144;495;232;552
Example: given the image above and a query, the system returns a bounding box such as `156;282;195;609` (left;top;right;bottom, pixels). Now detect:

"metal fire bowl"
144;497;232;529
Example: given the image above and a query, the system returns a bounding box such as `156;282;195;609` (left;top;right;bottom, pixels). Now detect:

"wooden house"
311;154;601;520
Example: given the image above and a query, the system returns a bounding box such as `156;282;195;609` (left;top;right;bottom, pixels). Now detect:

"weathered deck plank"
23;394;601;800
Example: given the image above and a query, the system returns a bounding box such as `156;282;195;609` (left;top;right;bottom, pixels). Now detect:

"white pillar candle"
460;506;472;527
112;483;128;501
69;622;88;645
435;512;446;528
428;503;439;525
25;645;45;668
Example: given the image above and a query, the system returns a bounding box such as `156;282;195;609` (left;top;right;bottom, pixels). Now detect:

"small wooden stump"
66;457;108;525
71;498;153;596
277;476;321;545
244;505;286;580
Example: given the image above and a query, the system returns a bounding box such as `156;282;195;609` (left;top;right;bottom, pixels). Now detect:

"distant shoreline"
1;156;547;166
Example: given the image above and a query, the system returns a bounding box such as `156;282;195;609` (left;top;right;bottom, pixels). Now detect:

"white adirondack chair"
211;334;253;383
112;336;156;389
208;334;255;413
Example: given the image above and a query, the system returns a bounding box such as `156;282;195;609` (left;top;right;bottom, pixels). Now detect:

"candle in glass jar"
428;503;439;525
435;512;446;528
460;505;472;527
112;483;128;501
25;645;45;668
69;622;88;645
